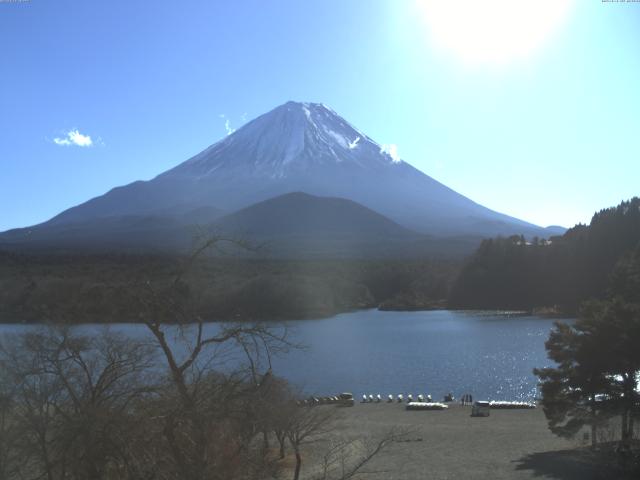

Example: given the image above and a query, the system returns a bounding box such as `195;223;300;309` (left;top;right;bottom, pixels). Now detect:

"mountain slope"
0;205;225;251
29;101;553;239
214;192;415;237
0;192;483;257
209;192;441;257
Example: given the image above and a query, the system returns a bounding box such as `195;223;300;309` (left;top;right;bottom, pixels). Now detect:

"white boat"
406;402;448;411
489;401;536;409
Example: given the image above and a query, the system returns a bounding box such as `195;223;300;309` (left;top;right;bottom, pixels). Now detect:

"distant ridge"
214;192;415;237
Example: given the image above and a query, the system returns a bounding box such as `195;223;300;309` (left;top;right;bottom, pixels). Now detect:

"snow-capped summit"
22;101;550;238
165;101;401;180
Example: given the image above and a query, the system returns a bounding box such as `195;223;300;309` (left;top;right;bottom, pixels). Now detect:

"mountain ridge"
214;191;416;237
0;192;484;257
1;101;564;254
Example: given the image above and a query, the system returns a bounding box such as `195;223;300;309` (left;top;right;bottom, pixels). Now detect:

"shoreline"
0;307;574;326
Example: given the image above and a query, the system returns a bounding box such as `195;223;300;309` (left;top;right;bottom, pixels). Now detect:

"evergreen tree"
534;320;612;448
535;244;640;449
450;197;640;313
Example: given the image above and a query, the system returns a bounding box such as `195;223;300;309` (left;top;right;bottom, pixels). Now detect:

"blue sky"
1;0;639;231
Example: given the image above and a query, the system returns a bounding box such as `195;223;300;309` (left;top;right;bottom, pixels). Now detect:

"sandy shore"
297;403;628;480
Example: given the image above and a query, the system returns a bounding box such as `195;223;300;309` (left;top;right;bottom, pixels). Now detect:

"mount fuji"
0;101;562;254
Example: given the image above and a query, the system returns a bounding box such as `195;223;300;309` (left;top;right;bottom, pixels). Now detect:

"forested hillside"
449;198;640;313
0;252;458;323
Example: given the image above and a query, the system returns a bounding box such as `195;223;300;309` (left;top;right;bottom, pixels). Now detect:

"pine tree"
535;244;640;449
534;320;611;448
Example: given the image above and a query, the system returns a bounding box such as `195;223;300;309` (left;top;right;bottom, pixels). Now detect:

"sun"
416;0;574;65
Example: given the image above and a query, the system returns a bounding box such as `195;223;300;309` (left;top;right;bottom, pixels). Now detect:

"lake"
0;309;566;402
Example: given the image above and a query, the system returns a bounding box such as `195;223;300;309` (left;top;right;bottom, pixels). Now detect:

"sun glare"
416;0;574;65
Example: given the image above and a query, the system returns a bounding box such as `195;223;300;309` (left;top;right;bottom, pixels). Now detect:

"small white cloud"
53;129;94;147
218;114;235;136
380;143;401;163
348;136;360;150
224;119;235;136
53;137;72;146
240;112;248;123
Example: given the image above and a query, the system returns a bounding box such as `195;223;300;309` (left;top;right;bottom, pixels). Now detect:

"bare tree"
0;368;18;480
0;327;156;480
131;235;295;480
313;429;407;480
282;403;409;480
285;405;338;480
1;236;411;480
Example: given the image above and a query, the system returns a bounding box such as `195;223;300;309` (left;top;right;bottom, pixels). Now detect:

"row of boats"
358;395;536;410
406;402;449;411
299;392;355;406
361;394;435;403
298;394;536;410
487;400;536;409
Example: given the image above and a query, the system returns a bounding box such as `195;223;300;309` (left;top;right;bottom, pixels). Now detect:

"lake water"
0;309;566;402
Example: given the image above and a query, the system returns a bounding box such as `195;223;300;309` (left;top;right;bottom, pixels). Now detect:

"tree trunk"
293;449;302;480
620;409;630;449
39;434;55;480
277;434;286;459
620;373;635;450
590;400;598;449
